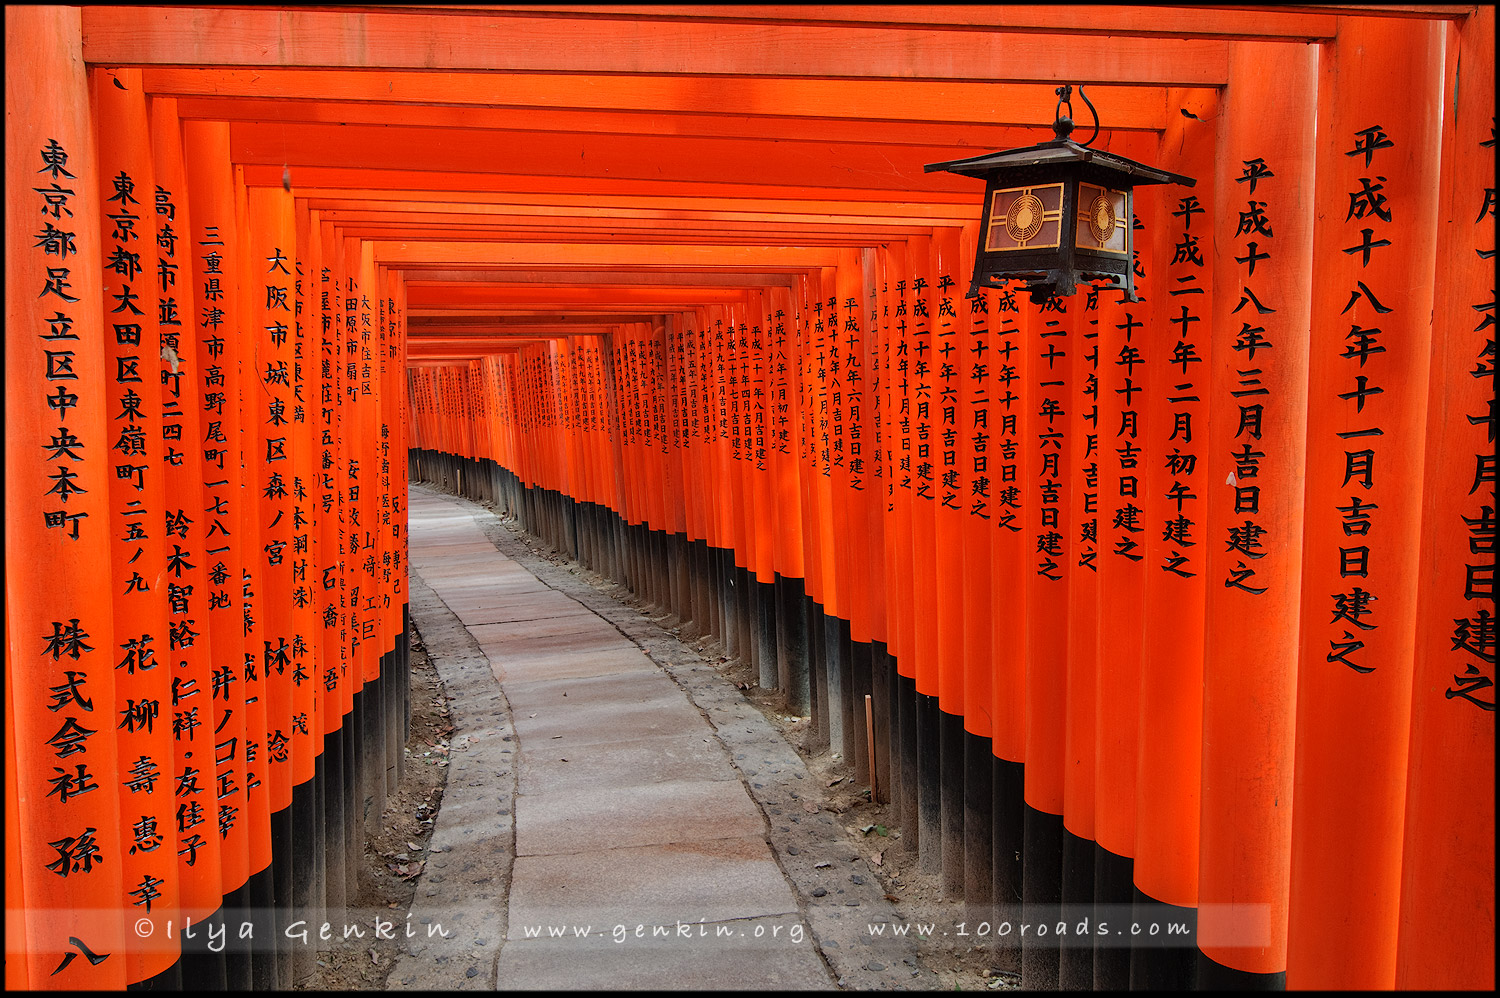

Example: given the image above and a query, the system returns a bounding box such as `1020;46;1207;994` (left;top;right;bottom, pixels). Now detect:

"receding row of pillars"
126;632;409;991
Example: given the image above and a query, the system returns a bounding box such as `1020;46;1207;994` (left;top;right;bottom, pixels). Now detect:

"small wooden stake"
865;693;877;803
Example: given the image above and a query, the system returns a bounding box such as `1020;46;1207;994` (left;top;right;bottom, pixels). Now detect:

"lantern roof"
924;137;1195;189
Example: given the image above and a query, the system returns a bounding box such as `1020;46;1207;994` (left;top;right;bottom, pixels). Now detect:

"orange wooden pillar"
150;89;233;985
748;293;780;689
1396;7;1495;989
181;118;258;980
805;272;843;740
1285;14;1446;989
928;228;969;899
294;200;328;976
900;238;946;880
92;67;190;988
689;309;717;627
661;314;690;618
857;250;892;799
954;221;997;917
1129;84;1218;991
731;301;757;654
351;239;387;863
770;285;809;711
1061;279;1103;990
319;214;359;926
228;162;280;988
246;184;298;988
873;244;905;782
834;250;872;787
855;249;893;798
1197;40;1317;987
1091;170;1151;988
882;244;924;850
795;277;832;742
1020;286;1073;990
666;313;694;621
987;278;1030;974
6;8;128;987
306;207;347;929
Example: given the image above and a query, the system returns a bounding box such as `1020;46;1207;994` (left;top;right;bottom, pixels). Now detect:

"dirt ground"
295;625;454;990
300;534;1012;990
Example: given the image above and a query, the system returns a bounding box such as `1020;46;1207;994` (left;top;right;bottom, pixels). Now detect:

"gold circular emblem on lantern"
1087;194;1116;244
1005;192;1046;243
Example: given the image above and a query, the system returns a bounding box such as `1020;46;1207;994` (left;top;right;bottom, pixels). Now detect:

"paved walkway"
389;487;935;990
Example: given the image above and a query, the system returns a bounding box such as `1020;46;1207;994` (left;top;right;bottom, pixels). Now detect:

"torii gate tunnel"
5;4;1494;991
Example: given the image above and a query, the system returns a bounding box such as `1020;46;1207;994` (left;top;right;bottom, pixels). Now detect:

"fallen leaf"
826;777;844;787
801;801;819;813
871;851;883;866
407;841;420;851
815;861;831;869
885;894;902;903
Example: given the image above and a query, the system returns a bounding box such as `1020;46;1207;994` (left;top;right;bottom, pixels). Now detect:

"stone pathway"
394;487;942;989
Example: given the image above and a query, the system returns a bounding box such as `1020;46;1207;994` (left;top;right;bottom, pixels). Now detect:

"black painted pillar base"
963;729;994;914
915;691;942;876
1020;805;1064;990
689;540;705;639
991;756;1025;975
1195;947;1280;990
248;865;277;989
848;638;871;787
222;880;253;989
177;904;227;991
312;749;328;937
869;642;893;804
885;659;905;824
824;613;847;757
807;597;828;751
755;578;778;690
775;576;811;714
939;709;966;899
1128;888;1200;991
897;672;920;854
340;719;359;905
290;775;319;985
719;550;737;656
128;959;183;991
736;564;755;671
271;805;293;988
673;532;690;622
1093;845;1134;990
1059;827;1097;990
322;725;346;926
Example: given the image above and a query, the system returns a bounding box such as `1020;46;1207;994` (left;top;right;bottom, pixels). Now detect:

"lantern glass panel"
1075;183;1129;255
984;182;1065;253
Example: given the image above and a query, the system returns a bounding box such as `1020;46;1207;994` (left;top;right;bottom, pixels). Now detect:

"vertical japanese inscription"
1448;120;1496;708
1223;155;1280;596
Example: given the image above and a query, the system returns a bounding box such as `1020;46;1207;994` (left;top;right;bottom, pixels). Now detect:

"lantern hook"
1076;85;1101;147
1053;84;1100;147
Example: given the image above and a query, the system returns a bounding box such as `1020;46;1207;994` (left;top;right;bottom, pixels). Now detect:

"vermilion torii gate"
5;4;1493;991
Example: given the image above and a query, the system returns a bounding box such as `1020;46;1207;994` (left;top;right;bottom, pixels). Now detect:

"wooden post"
1197;40;1317;987
1395;4;1495;990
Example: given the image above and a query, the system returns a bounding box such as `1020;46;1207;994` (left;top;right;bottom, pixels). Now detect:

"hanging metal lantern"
926;85;1195;303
